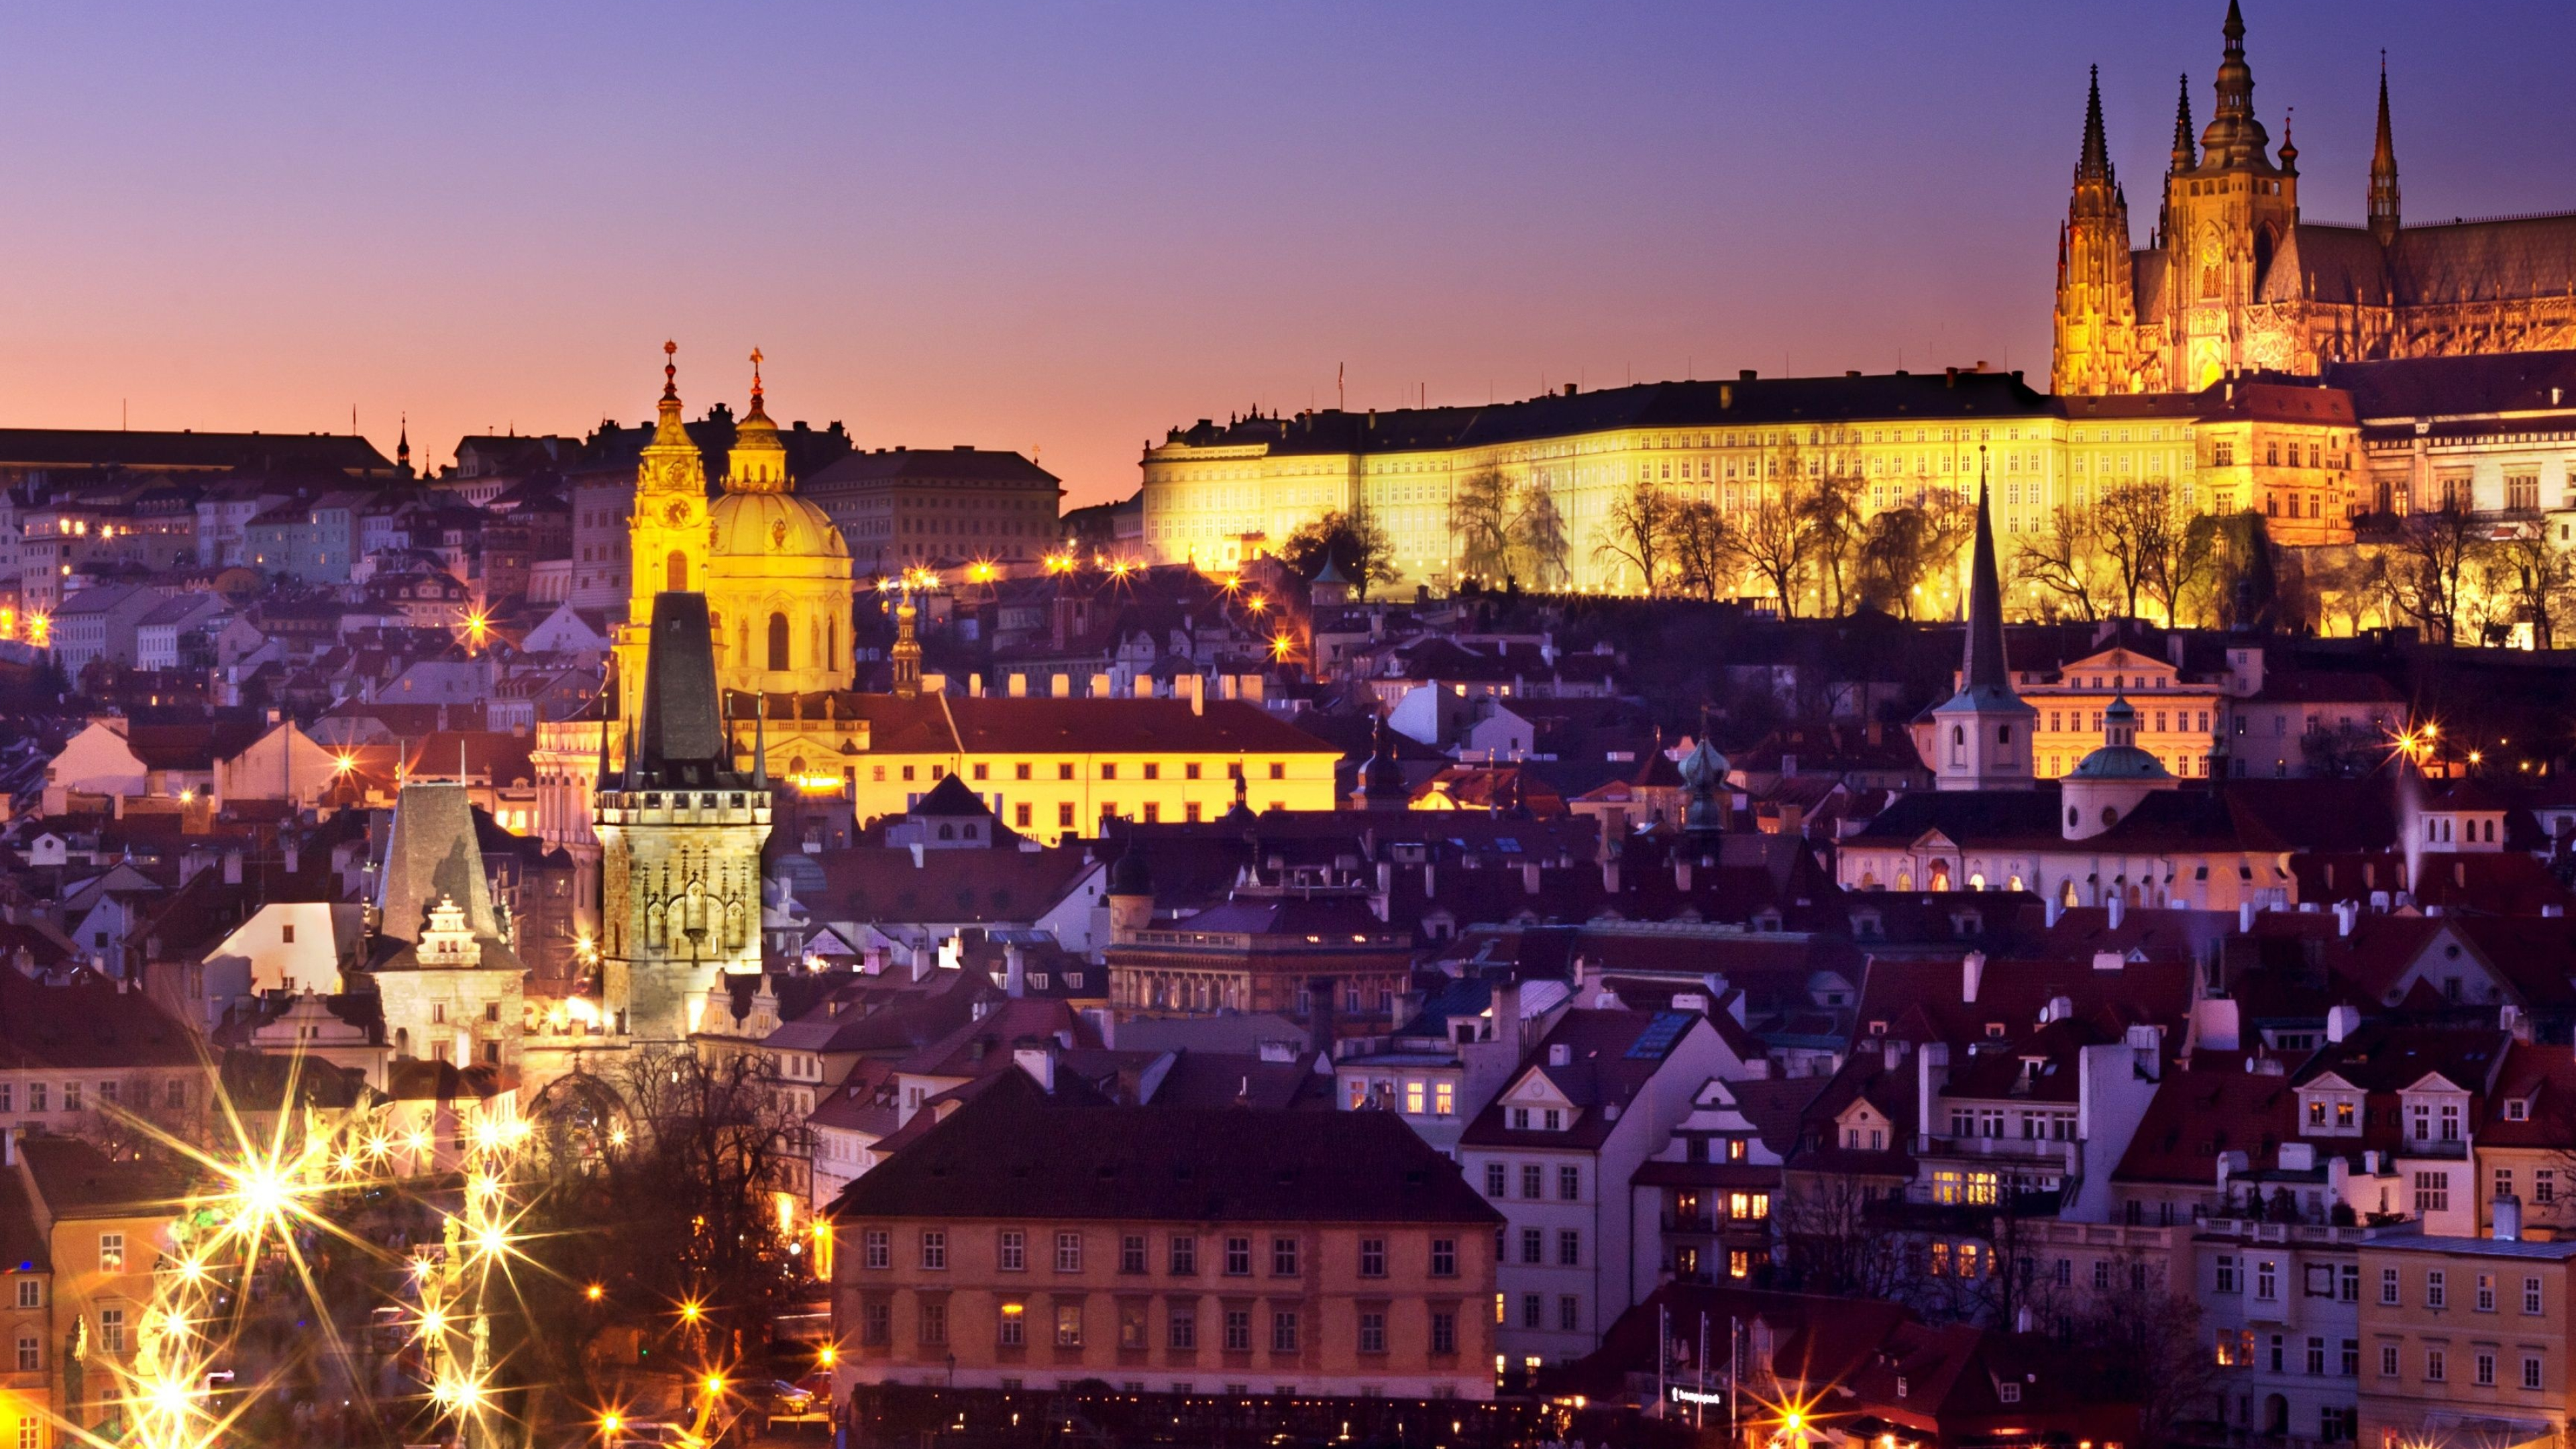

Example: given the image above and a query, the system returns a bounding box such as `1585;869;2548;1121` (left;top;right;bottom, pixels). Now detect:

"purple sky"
4;3;2571;506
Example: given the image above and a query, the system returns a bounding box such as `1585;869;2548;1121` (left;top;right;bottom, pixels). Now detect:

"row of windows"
1507;1227;1584;1266
1483;1162;1582;1201
2214;1329;2359;1377
860;1229;1456;1280
0;1080;183;1113
855;1298;1458;1358
2376;1265;2544;1315
2381;1342;2545;1391
877;760;1291;784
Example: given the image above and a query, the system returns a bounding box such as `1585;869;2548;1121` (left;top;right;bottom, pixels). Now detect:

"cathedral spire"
396;413;411;474
751;695;768;792
2077;66;2112;183
595;663;615;786
2169;72;2197;173
2369;54;2402;246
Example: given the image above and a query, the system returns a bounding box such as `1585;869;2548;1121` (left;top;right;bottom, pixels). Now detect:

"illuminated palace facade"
1146;371;2262;595
2053;4;2576;396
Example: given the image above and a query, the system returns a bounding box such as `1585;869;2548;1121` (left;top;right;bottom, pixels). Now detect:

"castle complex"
2052;3;2576;394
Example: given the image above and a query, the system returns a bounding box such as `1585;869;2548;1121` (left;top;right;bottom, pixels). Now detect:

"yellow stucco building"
1142;370;2199;600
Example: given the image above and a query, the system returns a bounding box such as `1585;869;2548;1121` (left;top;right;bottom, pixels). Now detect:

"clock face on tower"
664;501;691;526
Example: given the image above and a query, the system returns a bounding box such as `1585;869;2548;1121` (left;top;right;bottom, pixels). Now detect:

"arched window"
666;551;688;592
827;618;839;669
767;612;790;671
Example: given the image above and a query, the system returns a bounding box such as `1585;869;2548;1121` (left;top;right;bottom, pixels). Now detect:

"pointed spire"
396;413;411;472
1962;449;2009;695
2077;66;2111;182
747;347;769;421
2169;72;2197;172
651;340;690;448
752;696;769;792
2369;53;2402;246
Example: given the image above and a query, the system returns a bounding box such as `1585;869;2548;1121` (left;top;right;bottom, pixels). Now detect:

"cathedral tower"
1930;472;2035;792
2051;67;2146;394
594;592;770;1045
2157;0;2300;390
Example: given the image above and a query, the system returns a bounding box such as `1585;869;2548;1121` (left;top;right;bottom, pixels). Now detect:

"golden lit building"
2053;5;2576;397
2357;1230;2576;1449
13;1138;189;1440
1142;372;2082;597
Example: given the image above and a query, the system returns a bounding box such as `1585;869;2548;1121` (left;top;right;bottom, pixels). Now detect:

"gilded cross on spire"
662;339;679;400
749;347;765;409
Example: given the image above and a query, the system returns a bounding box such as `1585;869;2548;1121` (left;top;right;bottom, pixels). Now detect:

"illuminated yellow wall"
847;747;1338;841
1142;410;2206;599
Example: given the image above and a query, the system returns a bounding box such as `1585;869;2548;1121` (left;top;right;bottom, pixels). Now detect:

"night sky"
6;2;2573;505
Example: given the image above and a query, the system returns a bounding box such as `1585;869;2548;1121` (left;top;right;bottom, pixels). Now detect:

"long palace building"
1142;5;2576;599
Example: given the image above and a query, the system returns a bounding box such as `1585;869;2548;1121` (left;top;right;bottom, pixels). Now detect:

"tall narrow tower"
615;344;714;732
2051;68;2143;394
594;592;770;1045
2368;58;2401;248
2157;1;2300;390
1930;472;2035;792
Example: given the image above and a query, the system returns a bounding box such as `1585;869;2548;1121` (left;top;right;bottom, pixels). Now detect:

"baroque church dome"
701;352;855;698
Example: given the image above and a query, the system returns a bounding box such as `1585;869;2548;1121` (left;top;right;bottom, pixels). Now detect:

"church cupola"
724;348;790;494
2059;694;2181;841
2199;0;2271;168
1930;468;2036;792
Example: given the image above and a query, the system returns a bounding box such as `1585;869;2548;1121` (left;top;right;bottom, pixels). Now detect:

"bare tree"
1448;469;1515;585
1282;509;1401;598
2015;504;2111;623
2390;505;2492;645
1667;500;1737;600
2092;480;2176;620
1736;477;1817;619
2493;520;2571;649
1801;455;1868;616
2051;1257;2222;1444
1857;494;1976;619
1513;483;1571;588
1774;1169;1902;1298
1594;478;1679;595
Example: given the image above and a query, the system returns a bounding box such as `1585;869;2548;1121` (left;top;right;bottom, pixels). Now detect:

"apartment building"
2357;1228;2576;1449
1457;1008;1737;1365
831;1069;1501;1399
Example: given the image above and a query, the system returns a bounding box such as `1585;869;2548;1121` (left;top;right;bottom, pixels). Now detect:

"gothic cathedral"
2052;3;2576;395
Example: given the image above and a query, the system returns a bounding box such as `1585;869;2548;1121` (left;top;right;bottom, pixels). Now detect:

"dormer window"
1869;1020;1889;1036
2508;1099;2530;1122
1986;1022;2006;1039
1510;1108;1531;1130
1543;1109;1564;1132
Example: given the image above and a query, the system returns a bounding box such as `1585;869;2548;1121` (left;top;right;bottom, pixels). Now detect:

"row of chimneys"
908;670;1267;714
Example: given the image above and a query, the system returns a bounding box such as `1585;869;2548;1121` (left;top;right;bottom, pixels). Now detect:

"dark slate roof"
2391;213;2576;306
1165;371;2053;458
0;968;198;1071
2328;349;2576;421
0;1174;48;1275
833;1067;1498;1226
629;592;749;789
803;447;1060;488
374;783;506;944
0;429;394;474
18;1136;193;1217
1457;1008;1712;1151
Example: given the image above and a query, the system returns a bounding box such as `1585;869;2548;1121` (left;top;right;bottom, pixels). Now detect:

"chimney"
1521;863;1541;896
281;843;298;874
2325;1004;2361;1044
1004;943;1026;998
223;851;244;885
1307;976;1338;1058
1601;857;1619;894
2106;894;2125;929
910;943;934;982
1013;1038;1058;1093
1547;1042;1571;1067
1674;857;1693;892
2496;1195;2524;1242
2043;894;2063;928
2239;900;2257;933
2093;950;2125;973
1494;978;1520;1047
2335;900;2357;936
1186;675;1204;716
1962;951;1985;1004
